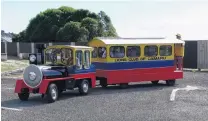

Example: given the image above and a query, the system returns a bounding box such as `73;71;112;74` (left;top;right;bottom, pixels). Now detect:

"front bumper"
14;79;40;94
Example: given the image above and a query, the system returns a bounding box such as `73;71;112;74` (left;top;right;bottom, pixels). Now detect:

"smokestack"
176;34;182;40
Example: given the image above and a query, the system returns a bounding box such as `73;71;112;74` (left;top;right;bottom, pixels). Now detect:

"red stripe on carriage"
95;67;183;84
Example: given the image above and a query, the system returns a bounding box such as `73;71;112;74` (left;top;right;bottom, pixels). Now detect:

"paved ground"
1;72;208;121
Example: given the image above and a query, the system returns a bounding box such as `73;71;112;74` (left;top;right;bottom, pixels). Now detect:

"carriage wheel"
166;80;176;86
100;79;108;88
151;80;159;85
119;83;128;89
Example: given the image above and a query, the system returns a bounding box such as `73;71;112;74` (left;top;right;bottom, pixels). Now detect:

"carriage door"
76;50;83;70
84;50;91;69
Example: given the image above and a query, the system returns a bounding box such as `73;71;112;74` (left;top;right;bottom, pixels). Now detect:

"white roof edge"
69;45;93;49
96;37;166;39
96;37;185;45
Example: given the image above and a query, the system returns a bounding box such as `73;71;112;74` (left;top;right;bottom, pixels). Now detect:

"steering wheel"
67;57;73;65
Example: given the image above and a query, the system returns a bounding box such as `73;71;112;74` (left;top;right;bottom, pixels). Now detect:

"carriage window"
76;50;83;69
110;46;125;58
160;45;172;56
98;47;106;58
84;50;90;69
144;45;158;56
92;47;97;58
127;46;140;57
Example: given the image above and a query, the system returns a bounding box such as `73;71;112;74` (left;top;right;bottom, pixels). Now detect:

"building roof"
96;37;185;45
1;35;12;42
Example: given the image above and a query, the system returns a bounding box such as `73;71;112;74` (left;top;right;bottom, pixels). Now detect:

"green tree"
58;6;76;26
81;17;99;40
25;8;62;42
12;30;26;42
98;11;118;37
14;6;117;42
56;22;89;42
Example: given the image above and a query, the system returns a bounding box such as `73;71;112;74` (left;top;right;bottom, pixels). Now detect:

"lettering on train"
115;58;127;62
148;56;167;60
128;57;146;61
140;57;146;60
129;58;139;61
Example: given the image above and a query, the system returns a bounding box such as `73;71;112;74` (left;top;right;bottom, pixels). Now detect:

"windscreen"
45;48;73;66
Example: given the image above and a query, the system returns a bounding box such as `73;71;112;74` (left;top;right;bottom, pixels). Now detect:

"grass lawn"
1;59;29;72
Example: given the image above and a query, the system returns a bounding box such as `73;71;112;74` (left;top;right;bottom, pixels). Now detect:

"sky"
1;0;208;40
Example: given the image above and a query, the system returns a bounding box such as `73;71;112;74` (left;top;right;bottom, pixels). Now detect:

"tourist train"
14;37;185;103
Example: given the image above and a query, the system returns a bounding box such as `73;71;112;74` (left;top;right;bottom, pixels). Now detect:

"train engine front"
14;45;96;103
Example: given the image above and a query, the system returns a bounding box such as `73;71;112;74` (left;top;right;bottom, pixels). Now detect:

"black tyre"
78;79;89;95
46;83;58;103
100;80;108;88
151;80;159;85
166;80;176;86
18;93;29;101
119;83;128;89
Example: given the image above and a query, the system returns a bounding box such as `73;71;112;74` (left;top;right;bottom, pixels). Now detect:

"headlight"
29;72;36;81
29;55;36;62
23;64;43;88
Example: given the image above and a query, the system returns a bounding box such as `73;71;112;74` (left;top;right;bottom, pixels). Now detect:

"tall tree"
98;11;118;37
12;30;26;42
14;6;118;42
58;6;76;26
56;21;89;42
81;17;99;40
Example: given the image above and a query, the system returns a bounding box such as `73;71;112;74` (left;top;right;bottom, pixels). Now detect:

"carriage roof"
91;37;185;45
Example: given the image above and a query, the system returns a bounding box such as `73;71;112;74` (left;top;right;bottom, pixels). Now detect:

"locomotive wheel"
18;92;29;101
166;80;176;86
78;79;89;95
46;83;58;103
119;83;128;89
151;80;159;85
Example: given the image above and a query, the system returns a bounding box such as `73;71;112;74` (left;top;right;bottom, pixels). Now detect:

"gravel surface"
1;72;208;121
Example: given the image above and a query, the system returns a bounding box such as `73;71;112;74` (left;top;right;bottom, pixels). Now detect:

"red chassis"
96;58;184;87
96;66;183;87
15;73;96;94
